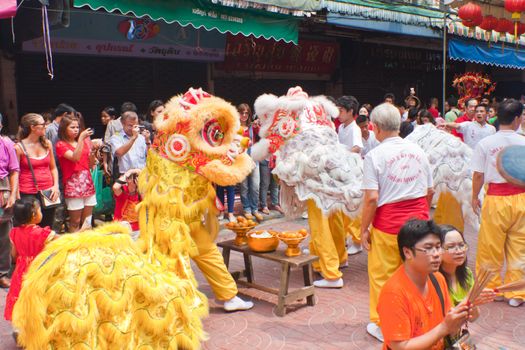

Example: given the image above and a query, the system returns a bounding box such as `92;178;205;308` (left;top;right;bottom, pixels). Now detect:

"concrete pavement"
1;213;524;349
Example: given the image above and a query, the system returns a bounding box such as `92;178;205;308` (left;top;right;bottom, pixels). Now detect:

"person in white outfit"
443;104;496;149
356;115;379;157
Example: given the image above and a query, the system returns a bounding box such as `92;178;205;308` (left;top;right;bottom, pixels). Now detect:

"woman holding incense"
439;225;496;318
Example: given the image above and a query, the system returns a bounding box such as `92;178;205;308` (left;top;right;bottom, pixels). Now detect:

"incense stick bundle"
467;267;494;304
494;280;525;293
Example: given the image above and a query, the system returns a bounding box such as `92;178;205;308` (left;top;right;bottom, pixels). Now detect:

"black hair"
54;103;75;118
13;197;39;226
438;224;470;292
102;106;118;118
498;98;523;125
398;219;442;261
121;101;138;115
355;115;368;124
447;96;458;108
384;93;396;103
336;96;360;115
146;100;164;122
418;109;435;125
476;104;488;112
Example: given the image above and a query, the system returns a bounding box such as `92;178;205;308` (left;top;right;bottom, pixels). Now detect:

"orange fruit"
237;216;245;222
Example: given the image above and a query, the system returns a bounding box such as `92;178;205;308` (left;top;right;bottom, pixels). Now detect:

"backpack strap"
429;273;445;317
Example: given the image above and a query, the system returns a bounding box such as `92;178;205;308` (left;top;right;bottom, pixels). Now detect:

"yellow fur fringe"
12;223;208;350
137;152;217;274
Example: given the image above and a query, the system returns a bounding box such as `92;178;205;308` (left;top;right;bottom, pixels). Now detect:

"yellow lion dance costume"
12;88;254;349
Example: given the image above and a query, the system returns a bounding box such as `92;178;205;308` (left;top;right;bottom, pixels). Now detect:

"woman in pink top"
55;115;96;232
15;113;60;228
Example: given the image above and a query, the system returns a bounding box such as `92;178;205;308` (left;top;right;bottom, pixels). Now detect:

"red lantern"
505;0;525;19
458;2;483;28
518;22;525;35
480;15;498;32
496;18;514;34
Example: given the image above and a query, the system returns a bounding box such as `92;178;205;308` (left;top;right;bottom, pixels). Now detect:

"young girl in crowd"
4;197;56;321
113;168;141;240
55;115;96;232
238;103;263;222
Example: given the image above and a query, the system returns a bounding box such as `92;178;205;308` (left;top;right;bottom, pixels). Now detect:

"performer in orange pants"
361;103;433;342
471;99;525;307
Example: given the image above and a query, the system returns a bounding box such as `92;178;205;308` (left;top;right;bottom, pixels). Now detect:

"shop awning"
211;0;320;16
74;0;299;43
449;37;525;70
323;0;444;27
327;13;442;38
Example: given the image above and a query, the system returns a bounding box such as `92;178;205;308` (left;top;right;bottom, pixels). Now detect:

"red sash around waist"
373;196;430;235
487;183;525;196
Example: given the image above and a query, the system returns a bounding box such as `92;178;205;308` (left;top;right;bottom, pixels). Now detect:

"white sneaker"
367;322;384;342
508;298;524;307
347;242;363;255
302;211;308;219
313;278;343;288
228;213;237;223
218;212;224;220
339;261;349;269
223;296;254;312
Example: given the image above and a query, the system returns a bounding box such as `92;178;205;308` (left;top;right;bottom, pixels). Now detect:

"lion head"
151;88;254;186
250;86;339;161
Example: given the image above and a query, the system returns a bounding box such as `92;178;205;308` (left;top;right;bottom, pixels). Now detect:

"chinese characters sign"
217;34;339;75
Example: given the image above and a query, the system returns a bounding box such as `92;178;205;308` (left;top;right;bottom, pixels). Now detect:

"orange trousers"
476;193;525;300
368;226;402;325
433;192;465;233
307;200;347;280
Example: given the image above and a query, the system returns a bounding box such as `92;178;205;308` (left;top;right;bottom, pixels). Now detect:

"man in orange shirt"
378;219;470;350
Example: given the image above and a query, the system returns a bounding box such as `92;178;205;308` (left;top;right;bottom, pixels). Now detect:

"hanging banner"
22;11;226;61
217;34;339;75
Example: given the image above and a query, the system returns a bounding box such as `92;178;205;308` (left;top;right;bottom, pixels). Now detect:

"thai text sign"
217;35;339;75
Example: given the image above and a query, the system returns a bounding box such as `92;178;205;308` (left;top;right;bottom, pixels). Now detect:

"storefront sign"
22;11;225;61
217;35;339;75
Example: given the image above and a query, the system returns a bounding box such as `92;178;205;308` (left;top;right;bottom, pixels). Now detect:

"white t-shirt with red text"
458;121;496;149
471;130;525;184
362;137;433;207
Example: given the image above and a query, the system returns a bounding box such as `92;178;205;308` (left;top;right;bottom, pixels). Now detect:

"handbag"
0;176;13;222
19;141;61;209
91;165;114;216
429;274;475;350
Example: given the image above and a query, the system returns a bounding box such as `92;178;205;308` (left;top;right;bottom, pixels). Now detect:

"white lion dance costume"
12;88;254;349
406;123;479;232
251;87;363;284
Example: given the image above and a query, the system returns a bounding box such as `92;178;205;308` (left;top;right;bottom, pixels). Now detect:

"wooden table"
217;239;319;316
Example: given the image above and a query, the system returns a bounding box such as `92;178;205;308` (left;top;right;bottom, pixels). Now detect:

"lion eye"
202;119;224;147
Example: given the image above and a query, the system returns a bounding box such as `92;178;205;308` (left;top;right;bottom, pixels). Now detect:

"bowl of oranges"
247;230;279;253
277;229;308;257
225;216;258;246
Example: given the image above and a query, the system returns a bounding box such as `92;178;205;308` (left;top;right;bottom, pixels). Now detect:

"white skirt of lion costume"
406;124;480;232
